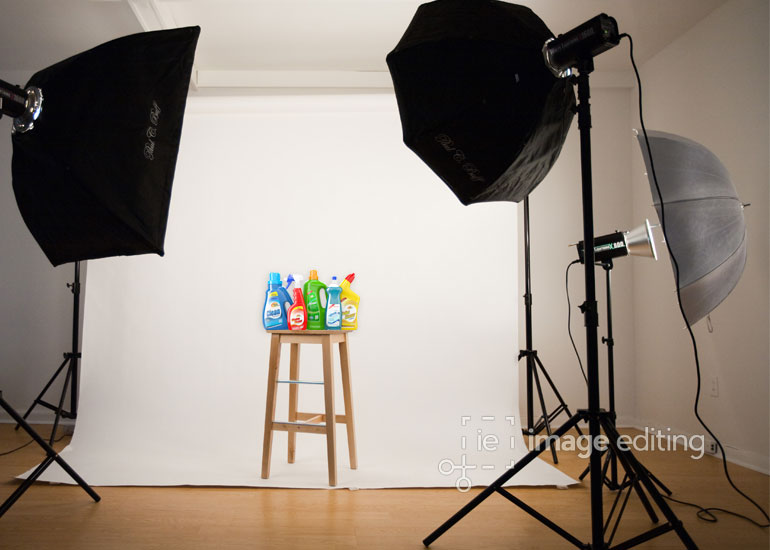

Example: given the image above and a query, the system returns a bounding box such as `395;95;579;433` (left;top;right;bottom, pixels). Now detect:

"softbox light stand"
519;196;582;464
15;261;82;445
0;391;100;518
2;24;199;520
424;57;697;550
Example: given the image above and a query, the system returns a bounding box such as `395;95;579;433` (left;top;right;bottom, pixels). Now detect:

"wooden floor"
0;424;767;550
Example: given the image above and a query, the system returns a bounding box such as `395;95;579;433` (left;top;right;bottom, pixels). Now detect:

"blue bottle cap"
269;272;281;285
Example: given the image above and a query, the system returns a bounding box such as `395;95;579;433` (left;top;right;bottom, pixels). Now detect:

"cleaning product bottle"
263;272;292;330
303;270;327;330
325;276;342;330
340;273;360;331
288;274;307;331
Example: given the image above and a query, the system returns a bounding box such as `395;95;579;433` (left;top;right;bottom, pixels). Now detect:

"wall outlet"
709;376;719;397
705;440;718;455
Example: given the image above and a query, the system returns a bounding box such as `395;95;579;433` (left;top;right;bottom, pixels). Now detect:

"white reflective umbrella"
638;130;747;325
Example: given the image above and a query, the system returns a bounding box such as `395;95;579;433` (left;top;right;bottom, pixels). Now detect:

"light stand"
579;259;672;497
424;54;697;550
15;261;82;445
519;196;582;464
0;391;100;518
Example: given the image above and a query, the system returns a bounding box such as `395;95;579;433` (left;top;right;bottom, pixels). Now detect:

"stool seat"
261;330;357;486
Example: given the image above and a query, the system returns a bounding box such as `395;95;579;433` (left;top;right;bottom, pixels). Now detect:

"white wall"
630;0;769;472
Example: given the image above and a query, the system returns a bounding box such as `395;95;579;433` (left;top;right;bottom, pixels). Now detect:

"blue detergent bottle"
263;272;292;330
325;276;343;330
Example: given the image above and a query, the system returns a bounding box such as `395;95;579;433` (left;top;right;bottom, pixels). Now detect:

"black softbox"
386;0;575;205
11;26;200;266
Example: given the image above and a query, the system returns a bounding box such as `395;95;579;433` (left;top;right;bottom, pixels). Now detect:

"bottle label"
307;293;320;321
342;301;357;323
290;307;305;328
264;299;282;327
326;303;341;327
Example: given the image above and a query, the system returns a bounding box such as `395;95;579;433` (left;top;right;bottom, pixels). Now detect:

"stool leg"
321;335;337;486
261;334;282;479
288;343;301;464
339;337;357;470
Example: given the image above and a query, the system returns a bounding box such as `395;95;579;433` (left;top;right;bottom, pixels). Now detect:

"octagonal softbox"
386;0;575;205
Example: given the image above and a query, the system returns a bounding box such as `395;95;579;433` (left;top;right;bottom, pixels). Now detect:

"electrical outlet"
705;440;718;455
709;376;719;397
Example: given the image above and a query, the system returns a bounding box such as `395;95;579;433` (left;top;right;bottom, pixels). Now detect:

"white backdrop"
31;94;574;488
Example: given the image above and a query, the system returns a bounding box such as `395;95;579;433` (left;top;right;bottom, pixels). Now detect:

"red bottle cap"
345;273;355;283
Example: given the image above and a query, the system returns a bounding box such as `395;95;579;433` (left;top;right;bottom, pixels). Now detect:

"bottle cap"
330;276;339;287
293;274;304;288
269;272;281;285
345;273;355;283
309;269;318;280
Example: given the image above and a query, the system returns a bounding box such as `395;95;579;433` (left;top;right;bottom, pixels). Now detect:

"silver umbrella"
637;130;747;325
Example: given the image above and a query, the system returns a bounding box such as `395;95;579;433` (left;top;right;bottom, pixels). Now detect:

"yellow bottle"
340;273;360;331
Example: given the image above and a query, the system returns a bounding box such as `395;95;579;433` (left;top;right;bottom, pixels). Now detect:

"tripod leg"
14;356;70;430
0;394;100;517
533;354;584;437
424;414;583;547
49;358;74;445
0;455;56;518
531;367;558;464
601;417;697;550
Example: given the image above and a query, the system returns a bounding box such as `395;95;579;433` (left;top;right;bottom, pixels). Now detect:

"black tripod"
0;392;100;518
519;196;582;464
16;261;82;445
424;58;696;550
579;260;672;495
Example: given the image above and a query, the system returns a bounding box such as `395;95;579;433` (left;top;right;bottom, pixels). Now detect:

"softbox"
11;26;200;266
386;0;575;205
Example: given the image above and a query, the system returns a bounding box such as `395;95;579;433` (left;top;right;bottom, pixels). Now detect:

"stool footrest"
273;421;327;434
296;412;348;424
277;379;324;385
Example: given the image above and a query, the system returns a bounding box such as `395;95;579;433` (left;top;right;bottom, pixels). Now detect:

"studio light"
576;219;658;264
542;14;620;78
1;26;200;519
388;2;697;549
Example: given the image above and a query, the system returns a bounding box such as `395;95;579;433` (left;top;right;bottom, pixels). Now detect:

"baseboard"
0;409;76;427
619;415;770;475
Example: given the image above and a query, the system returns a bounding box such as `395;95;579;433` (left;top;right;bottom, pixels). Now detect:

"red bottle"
288;275;307;331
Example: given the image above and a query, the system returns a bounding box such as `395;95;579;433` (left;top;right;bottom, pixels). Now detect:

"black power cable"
0;430;70;457
565;259;587;383
621;32;769;529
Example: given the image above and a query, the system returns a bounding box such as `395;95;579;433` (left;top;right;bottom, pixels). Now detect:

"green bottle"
304;270;328;330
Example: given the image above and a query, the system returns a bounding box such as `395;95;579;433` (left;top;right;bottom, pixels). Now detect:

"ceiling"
0;0;727;89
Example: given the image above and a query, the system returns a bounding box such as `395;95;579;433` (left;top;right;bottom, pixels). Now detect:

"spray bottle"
340;273;360;331
263;272;292;330
288;274;307;331
304;270;328;330
325;276;342;330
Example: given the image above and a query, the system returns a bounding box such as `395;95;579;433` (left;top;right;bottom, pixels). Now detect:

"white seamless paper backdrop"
32;94;575;488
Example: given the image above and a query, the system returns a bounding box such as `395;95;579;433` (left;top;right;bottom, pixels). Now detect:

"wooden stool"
261;330;357;486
